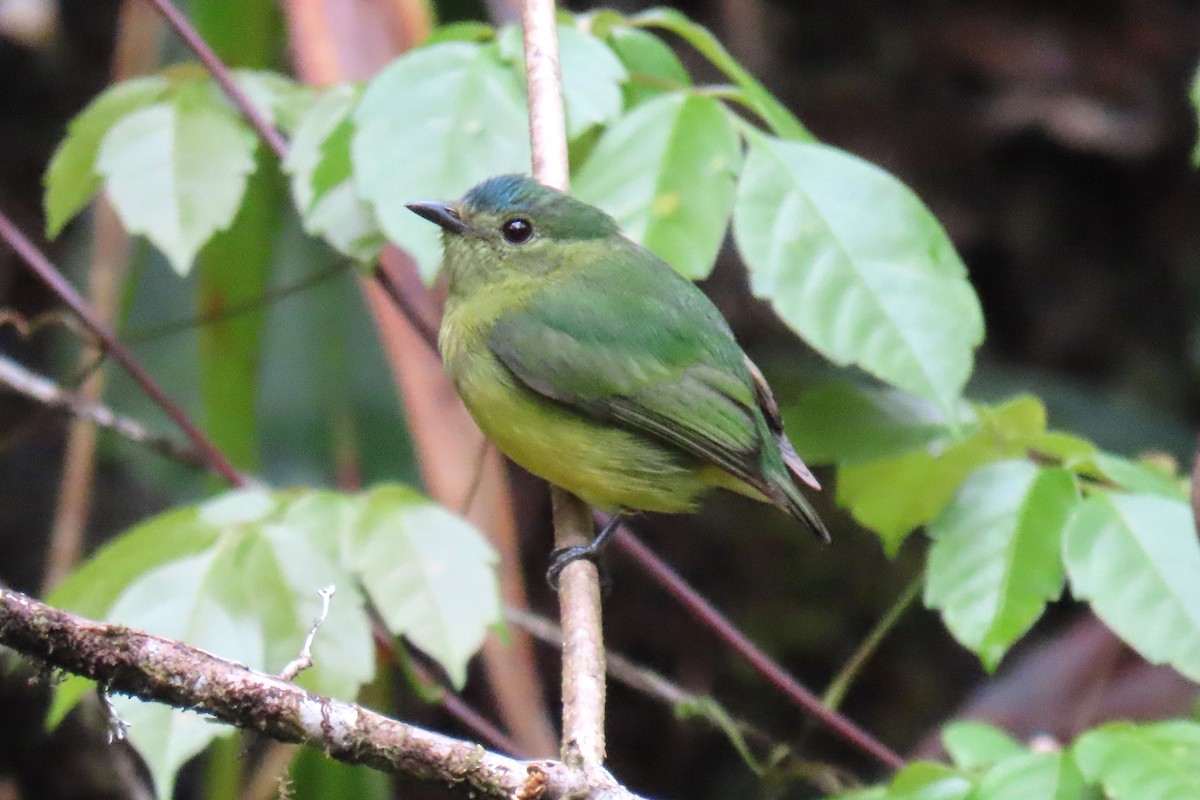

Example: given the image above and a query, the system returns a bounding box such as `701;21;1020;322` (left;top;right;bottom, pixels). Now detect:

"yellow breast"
439;299;710;514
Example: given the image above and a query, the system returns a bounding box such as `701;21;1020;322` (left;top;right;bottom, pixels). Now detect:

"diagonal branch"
0;209;247;488
613;525;906;770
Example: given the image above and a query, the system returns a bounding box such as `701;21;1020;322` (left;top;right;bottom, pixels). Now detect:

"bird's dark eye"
501;218;534;245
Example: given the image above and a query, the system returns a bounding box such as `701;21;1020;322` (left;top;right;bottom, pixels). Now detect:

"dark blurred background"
2;1;1199;798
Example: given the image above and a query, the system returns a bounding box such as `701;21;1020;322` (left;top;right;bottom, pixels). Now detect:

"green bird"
407;175;828;572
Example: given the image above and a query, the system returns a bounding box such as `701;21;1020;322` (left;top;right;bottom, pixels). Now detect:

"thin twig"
0;209;247;487
278;585;335;682
0;588;647;800
613;525;906;771
0;354;205;468
143;0;288;160
822;574;922;712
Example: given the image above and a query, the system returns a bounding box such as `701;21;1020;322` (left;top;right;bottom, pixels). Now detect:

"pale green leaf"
785;381;968;466
837;395;1043;554
888;762;974;800
1076;452;1185;498
574;92;741;278
975;751;1088;800
734;135;984;418
343;485;500;688
44;76;169;236
925;461;1078;669
1063;492;1200;681
49;488;376;797
942;721;1024;770
353;42;530;279
286;84;383;261
1074;720;1200;800
558;25;628;137
425;21;495;45
232;70;314;132
605;26;691;107
630;8;809;140
96;84;258;274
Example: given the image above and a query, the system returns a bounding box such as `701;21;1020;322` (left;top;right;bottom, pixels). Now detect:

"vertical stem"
521;0;607;770
522;0;569;192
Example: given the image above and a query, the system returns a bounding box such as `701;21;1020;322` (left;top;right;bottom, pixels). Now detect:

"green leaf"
343;485;500;688
925;461;1078;670
1074;720;1200;800
734;135;984;418
1016;430;1097;468
1063;492;1200;681
574;92;741;279
290;745;390;800
630;8;809;140
96;84;258;275
353;42;530;279
190;0;282;70
975;751;1089;800
286;84;384;262
196;154;283;471
425;21;495;45
232;70;314;132
560;25;628;137
1075;452;1184;498
605;26;691;107
838;396;1045;554
495;23;626;139
49;488;379;797
824;789;890;800
888;762;974;800
44;76;169;237
942;721;1025;770
785;381;967;466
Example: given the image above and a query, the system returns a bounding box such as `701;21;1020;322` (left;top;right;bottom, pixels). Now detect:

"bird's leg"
546;513;622;590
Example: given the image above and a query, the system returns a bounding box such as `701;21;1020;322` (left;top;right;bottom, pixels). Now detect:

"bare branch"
0;588;651;800
0;209;247;487
0;354;205;469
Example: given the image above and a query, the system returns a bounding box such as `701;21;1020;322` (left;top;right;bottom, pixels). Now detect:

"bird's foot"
545;514;621;590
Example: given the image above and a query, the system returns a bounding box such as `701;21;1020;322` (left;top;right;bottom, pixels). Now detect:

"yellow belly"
444;330;709;514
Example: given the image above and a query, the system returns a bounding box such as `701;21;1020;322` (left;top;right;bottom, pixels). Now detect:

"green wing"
487;246;773;492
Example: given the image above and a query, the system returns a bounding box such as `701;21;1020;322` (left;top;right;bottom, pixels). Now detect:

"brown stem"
143;0;289;160
613;526;906;771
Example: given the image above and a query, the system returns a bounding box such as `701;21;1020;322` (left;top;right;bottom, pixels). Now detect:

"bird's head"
406;175;618;292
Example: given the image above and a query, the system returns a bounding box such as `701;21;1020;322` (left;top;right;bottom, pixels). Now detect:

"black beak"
405;200;469;235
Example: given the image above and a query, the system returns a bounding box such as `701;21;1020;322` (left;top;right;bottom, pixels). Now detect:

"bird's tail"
770;473;831;543
770;434;831;543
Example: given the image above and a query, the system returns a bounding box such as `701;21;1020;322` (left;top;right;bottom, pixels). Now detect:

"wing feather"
486;246;772;492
